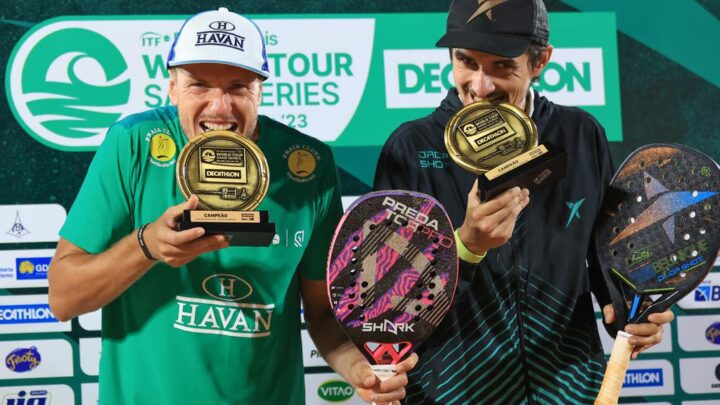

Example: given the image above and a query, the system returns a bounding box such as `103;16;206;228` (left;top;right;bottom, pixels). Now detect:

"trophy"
176;130;275;246
444;101;567;201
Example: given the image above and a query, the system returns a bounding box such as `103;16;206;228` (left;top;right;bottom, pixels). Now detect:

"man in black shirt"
374;0;673;403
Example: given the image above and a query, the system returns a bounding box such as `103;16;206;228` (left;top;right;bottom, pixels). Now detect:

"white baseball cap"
167;7;270;79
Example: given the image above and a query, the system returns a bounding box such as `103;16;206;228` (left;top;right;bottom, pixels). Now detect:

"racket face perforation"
327;191;458;363
596;144;720;322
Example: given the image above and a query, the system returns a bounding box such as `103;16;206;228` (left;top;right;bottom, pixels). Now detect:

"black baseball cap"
436;0;549;57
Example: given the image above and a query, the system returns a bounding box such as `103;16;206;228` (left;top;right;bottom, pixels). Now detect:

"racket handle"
595;331;633;405
370;364;397;381
370;365;398;405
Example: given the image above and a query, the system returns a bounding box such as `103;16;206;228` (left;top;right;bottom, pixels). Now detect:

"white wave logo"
8;25;131;150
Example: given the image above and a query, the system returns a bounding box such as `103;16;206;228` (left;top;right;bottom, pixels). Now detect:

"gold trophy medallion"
445;100;567;201
175;130;275;246
444;101;538;174
176;130;269;211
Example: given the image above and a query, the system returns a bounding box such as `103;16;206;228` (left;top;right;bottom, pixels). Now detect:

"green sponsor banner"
6;13;621;153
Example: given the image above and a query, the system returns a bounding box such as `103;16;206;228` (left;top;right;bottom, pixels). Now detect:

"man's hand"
603;304;674;359
353;354;419;405
456;182;530;255
143;195;229;266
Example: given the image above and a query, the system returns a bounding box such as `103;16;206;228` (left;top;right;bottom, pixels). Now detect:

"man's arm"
301;277;417;404
48;195;228;321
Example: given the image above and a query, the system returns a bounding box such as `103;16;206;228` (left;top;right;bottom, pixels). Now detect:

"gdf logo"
8;26;130;151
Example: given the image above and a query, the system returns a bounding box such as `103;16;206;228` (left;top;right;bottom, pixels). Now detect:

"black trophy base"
478;144;567;201
178;210;276;246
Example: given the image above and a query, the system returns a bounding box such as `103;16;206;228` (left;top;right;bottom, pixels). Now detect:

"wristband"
137;223;157;261
454;229;486;264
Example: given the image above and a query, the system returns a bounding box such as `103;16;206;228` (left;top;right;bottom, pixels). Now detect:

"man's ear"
532;45;553;78
168;68;178;106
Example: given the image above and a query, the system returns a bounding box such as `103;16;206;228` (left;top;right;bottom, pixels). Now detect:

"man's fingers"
184;194;199;211
602;304;616;325
476;194;525;232
373;373;409;393
625;323;663;347
181;234;229;257
396;353;419;373
162;226;206;246
474;187;522;216
163;195;199;228
366;388;407;404
647;309;674;324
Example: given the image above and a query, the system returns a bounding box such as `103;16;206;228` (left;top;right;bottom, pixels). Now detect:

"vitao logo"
317;380;354;402
7;17;374;151
383;48;605;108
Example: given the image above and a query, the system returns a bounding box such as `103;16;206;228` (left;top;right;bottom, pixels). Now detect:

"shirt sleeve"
59;124;135;254
297;149;344;281
586;120;620;335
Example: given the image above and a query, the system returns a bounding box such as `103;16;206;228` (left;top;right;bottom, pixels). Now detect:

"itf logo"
624;368;664;388
3;389;50;405
15;257;50;280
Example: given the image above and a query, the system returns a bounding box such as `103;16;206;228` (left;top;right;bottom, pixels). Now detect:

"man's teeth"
201;122;237;132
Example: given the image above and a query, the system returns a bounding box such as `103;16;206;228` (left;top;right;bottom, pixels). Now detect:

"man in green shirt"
48;7;415;404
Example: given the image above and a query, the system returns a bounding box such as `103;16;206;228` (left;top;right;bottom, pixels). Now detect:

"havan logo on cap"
196;21;245;51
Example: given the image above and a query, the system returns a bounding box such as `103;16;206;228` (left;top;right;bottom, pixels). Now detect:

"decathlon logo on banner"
7;16;373;151
618;360;674;397
0;294;71;334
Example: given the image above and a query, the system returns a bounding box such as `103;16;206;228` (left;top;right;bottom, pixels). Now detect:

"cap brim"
167;59;270;80
436;30;532;58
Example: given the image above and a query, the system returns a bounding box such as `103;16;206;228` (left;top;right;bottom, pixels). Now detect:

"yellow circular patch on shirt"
287;149;316;178
150;133;176;162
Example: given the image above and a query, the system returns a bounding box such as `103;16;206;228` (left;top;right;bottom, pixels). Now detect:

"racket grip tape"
595;331;633;405
370;364;397;381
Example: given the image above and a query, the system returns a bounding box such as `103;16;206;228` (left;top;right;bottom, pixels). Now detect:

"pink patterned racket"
327;190;458;380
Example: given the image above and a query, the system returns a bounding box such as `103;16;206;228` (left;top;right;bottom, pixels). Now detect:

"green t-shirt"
60;106;343;405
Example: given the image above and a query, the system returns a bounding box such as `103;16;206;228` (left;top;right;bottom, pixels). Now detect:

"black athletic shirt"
374;89;615;404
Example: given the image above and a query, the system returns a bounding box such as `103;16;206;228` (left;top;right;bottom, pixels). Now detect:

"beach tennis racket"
327;190;458;381
594;144;720;405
